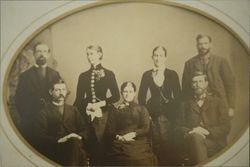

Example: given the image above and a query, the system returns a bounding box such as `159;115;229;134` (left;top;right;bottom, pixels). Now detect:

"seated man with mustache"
176;71;231;165
34;78;89;166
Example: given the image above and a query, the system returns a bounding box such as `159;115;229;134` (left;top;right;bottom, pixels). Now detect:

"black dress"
106;102;156;166
138;68;181;165
74;64;120;165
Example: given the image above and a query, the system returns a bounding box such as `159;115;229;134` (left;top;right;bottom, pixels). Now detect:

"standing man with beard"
15;42;61;146
182;34;235;117
177;72;230;165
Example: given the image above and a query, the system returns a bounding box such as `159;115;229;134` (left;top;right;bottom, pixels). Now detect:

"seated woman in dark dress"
106;82;157;166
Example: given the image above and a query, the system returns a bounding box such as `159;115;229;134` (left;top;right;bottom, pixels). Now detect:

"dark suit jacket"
74;64;120;113
34;103;89;146
34;103;89;159
182;54;235;108
176;95;231;147
15;66;61;122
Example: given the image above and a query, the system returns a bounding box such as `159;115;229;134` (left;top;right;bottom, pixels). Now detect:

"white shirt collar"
52;101;64;106
153;66;165;72
34;63;47;68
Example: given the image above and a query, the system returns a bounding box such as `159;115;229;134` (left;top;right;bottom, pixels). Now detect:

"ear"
204;81;209;88
98;52;103;60
49;89;53;95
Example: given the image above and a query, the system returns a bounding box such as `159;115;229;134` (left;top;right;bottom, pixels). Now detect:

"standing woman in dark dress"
107;82;157;166
138;46;181;165
74;45;120;165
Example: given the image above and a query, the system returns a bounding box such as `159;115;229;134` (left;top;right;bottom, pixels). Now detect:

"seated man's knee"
187;133;205;145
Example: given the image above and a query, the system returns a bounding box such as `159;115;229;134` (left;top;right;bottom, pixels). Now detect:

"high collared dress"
74;64;120;165
106;102;156;166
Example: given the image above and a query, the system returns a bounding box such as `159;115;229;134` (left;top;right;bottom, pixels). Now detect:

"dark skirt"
107;138;157;166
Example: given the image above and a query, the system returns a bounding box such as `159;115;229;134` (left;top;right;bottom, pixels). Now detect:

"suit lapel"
29;66;43;90
49;104;64;122
200;96;211;113
190;99;200;114
63;105;71;123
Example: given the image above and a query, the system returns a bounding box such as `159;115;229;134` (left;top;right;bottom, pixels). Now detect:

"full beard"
199;48;210;56
36;56;47;66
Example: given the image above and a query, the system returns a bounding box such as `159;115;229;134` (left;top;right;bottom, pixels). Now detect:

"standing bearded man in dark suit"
34;78;89;166
182;34;235;117
15;43;61;145
176;72;230;165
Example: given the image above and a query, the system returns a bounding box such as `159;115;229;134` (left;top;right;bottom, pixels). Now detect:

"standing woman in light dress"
138;46;181;165
74;45;120;165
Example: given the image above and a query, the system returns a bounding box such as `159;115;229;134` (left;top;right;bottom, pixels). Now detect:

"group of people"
15;34;234;166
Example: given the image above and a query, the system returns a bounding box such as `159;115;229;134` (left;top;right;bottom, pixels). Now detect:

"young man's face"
192;75;208;96
196;37;211;56
152;48;166;68
34;44;50;66
86;48;102;66
122;84;136;102
49;83;67;104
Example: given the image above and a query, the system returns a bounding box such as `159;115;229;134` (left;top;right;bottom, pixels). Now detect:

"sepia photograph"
1;1;249;166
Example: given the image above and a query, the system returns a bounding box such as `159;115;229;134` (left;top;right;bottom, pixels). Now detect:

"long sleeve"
174;103;191;138
34;109;59;146
135;106;150;137
206;99;231;140
15;74;27;116
172;71;181;100
75;107;90;142
182;61;192;99
106;71;120;104
138;72;149;105
73;74;86;112
105;109;118;141
220;58;235;108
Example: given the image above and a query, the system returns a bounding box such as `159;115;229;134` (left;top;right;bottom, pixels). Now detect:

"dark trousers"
185;133;223;165
44;138;87;166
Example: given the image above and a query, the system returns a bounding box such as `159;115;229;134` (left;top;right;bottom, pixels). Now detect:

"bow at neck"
91;64;103;70
118;101;136;110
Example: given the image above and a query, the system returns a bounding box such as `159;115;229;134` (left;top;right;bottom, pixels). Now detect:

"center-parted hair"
152;46;167;57
120;81;137;92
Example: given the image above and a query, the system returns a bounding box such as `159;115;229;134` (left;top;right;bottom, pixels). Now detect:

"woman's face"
86;48;102;66
122;84;136;102
152;48;166;68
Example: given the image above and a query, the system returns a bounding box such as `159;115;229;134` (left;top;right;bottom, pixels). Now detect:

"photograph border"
1;1;249;166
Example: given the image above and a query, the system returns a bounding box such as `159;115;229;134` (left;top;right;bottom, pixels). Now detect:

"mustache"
59;94;65;98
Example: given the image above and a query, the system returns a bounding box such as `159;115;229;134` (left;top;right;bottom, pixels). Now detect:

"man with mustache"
34;78;89;166
15;42;61;146
176;72;230;165
182;34;235;117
